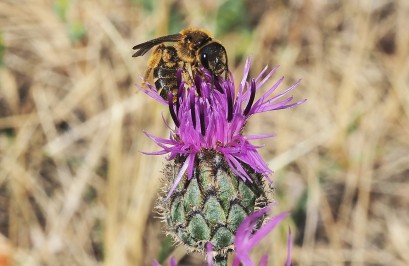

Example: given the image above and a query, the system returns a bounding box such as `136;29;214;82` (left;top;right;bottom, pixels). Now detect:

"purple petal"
144;132;176;145
165;157;190;200
144;89;168;104
141;150;169;156
247;212;289;250
268;79;301;102
249;76;285;115
256;65;280;91
254;65;269;83
246;134;276;140
259;255;269;266
206;242;214;266
255;96;295;113
240;57;252;90
162;113;174;130
225;154;252;182
233;206;291;266
152;259;161;266
186;153;196;180
235;206;270;245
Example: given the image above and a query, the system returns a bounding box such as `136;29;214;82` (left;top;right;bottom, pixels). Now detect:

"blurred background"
1;0;409;265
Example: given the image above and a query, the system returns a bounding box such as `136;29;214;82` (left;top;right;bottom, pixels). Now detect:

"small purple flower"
141;58;305;199
232;206;291;266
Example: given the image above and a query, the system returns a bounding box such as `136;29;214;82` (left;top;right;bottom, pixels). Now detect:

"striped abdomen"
152;46;179;102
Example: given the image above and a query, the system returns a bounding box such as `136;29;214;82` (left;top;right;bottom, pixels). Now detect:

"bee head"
198;42;228;77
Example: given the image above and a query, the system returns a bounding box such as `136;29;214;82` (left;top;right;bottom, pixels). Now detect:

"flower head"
142;58;305;199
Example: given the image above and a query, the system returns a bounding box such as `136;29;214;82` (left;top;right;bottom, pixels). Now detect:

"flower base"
157;150;272;259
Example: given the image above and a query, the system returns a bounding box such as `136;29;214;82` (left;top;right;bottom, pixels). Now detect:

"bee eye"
200;53;209;69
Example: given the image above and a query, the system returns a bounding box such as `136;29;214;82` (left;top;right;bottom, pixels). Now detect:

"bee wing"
132;33;182;57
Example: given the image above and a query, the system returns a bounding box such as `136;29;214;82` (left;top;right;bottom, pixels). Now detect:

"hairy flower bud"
158;150;271;263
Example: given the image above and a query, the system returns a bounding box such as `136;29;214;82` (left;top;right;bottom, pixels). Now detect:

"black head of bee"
199;42;228;77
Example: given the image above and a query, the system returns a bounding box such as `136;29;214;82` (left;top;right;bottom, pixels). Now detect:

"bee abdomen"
154;67;178;100
153;67;177;79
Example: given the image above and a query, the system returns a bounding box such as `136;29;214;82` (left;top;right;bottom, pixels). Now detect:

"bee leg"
143;67;153;84
224;68;229;80
172;88;178;103
187;63;200;86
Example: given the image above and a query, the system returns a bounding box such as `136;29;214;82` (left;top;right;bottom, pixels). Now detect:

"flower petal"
165;157;190;200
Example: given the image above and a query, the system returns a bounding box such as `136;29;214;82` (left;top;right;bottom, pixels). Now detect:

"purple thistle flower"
141;58;305;199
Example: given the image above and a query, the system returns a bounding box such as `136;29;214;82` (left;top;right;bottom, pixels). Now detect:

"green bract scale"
157;150;272;263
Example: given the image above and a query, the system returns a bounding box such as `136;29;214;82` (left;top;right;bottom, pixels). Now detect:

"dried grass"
0;0;408;265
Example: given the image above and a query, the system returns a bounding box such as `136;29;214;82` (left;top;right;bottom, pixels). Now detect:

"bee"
132;28;229;101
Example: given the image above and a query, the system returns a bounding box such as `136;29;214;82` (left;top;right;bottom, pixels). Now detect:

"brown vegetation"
0;0;408;265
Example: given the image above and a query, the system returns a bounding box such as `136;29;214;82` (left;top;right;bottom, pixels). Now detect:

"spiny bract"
158;150;271;260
